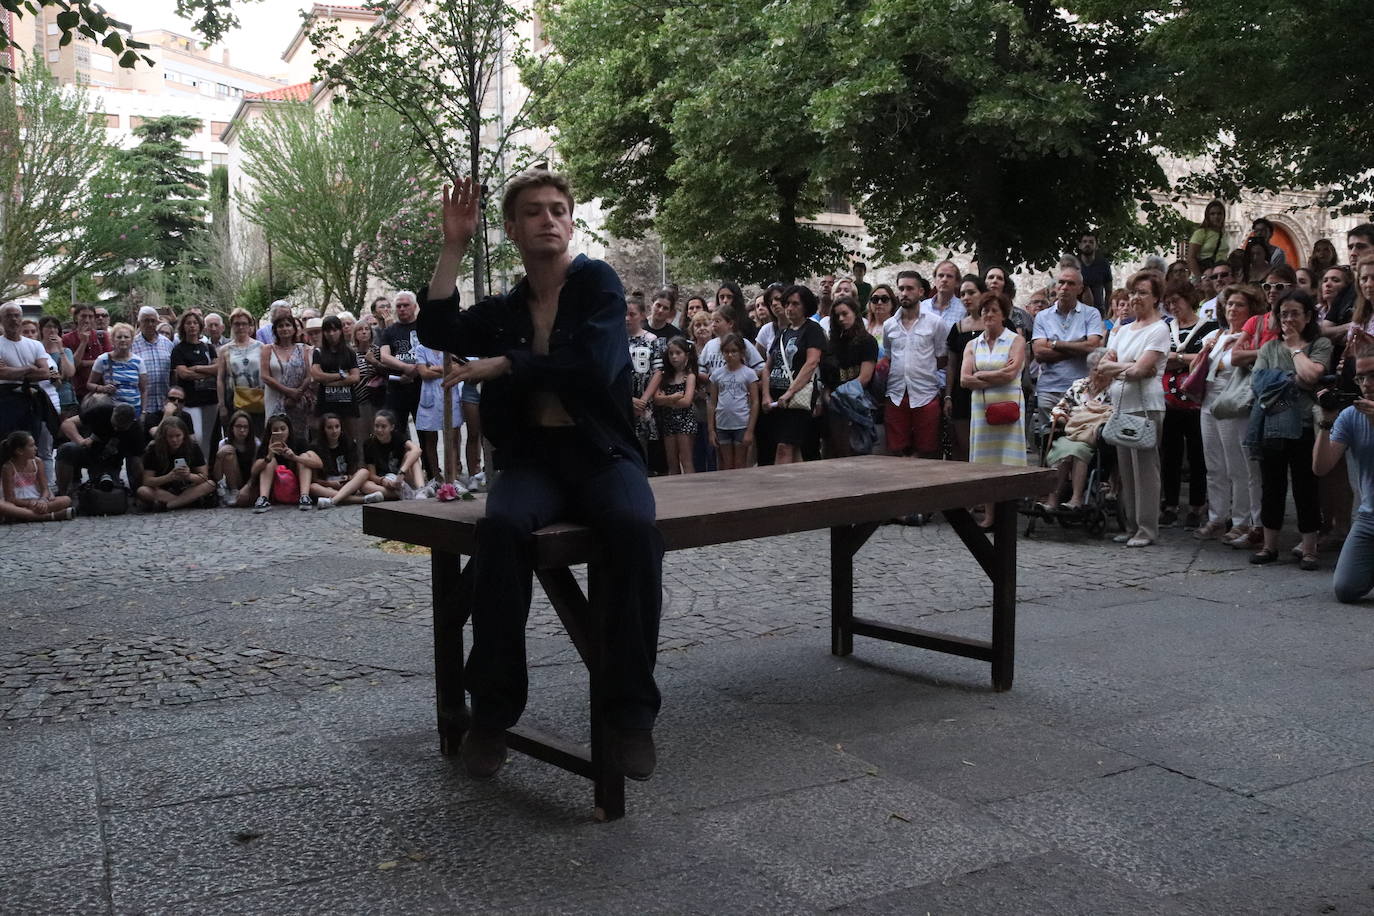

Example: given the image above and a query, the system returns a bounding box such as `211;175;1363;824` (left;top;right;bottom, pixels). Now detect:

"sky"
110;0;315;78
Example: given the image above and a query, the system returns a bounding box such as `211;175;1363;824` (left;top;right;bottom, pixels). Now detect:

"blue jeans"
469;430;664;730
1333;511;1374;604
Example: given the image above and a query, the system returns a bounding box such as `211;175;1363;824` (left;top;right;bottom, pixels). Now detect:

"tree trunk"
775;171;805;284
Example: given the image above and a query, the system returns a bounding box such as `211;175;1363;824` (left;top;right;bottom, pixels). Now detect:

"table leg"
990;500;1017;691
432;550;471;755
831;525;855;656
586;561;625;821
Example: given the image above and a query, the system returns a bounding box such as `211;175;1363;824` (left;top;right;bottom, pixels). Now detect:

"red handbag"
984;400;1021;425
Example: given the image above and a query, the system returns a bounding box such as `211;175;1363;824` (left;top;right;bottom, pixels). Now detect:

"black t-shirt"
314;438;356;478
379;322;419;387
143;440;207;477
768;320;828;396
312;347;358;406
825;331;878;388
648;320;683;342
79;401;146;457
170;340;219;406
364;435;408;475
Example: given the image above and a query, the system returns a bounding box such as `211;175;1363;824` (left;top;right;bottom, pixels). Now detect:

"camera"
96;473;117;492
1318;388;1358;411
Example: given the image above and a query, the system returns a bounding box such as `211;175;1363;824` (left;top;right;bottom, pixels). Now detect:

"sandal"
1249;549;1279;565
1299;553;1319;571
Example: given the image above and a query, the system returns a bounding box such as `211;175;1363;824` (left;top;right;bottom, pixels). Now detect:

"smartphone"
173;457;188;470
270;429;287;446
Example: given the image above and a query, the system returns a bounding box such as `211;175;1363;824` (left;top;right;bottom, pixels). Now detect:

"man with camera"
1314;355;1374;603
55;394;146;499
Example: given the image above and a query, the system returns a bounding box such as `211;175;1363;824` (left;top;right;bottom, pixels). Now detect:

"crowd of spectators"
2;211;1371;603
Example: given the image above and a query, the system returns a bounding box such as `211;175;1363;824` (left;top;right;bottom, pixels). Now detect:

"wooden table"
363;455;1055;820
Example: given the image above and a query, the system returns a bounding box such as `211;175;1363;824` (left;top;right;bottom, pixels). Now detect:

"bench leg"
586;561;625;821
432;550;471;755
831;522;879;657
990;499;1017;691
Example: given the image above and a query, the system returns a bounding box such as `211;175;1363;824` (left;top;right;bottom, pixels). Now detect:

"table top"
363;456;1055;566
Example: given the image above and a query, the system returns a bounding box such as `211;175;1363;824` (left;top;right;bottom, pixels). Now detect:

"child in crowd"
363;408;426;500
708;334;760;471
309;412;385;508
1;431;73;522
213;409;261;508
652;337;699;474
88;323;147;416
252;413;321;513
136;416;217;511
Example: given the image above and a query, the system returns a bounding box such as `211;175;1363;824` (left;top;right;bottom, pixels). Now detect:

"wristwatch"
1050;339;1059;350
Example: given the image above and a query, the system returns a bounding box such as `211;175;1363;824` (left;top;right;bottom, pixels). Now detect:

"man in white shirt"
0;302;52;442
1198;263;1232;323
882;271;945;458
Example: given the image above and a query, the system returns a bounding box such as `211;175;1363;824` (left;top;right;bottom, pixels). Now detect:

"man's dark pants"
468;429;664;732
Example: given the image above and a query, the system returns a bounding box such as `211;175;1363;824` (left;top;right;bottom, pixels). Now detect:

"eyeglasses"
869;295;891;303
1262;282;1291;292
166;396;184;403
1211;272;1232;280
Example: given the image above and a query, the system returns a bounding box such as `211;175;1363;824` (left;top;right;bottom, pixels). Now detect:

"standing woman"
218;308;265;438
1158;283;1218;528
945;281;986;461
1099;271;1171;547
865;284;896;349
763;284;826;465
1295;267;1317;296
88;323;147;416
1187;200;1230;280
961;292;1027;525
824;296;878;458
38;316;76;418
700;303;764;379
754;282;788;466
309;316;361;447
1249;290;1332;568
1240;237;1275;286
352;322;384;444
1308;239;1339;278
1196;285;1264;544
261;312;314;435
1318;266;1352;329
170;311;220;452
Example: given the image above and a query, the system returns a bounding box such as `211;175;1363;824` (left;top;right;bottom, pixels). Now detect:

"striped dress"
969;328;1026;467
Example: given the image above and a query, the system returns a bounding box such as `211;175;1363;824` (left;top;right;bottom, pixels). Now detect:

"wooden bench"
363;455;1056;820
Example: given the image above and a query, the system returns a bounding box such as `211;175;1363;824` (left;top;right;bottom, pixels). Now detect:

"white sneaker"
316;497;334;510
470;471;487;492
422;478;440;497
362;491;385;504
456;474;472;490
253;496;271;514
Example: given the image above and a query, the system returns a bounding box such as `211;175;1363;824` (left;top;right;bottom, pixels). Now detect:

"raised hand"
441;178;480;250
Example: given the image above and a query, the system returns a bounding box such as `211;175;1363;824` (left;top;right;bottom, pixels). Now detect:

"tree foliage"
237;101;435;314
537;0;1191;278
118;115;208;273
0;57;152;300
309;0;560;296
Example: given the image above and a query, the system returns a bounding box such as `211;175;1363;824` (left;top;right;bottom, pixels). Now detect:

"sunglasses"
869;295;891;303
1262;282;1291;292
166;396;184;403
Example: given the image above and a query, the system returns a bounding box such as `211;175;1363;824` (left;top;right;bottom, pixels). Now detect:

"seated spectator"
213;409;260;508
88;323;147;416
136;417;216;511
309;413;385;508
1314;355;1374;602
1039;348;1114;513
363;408;425;500
141;386;191;438
252;413;321;513
1;430;73;522
55;395;145;496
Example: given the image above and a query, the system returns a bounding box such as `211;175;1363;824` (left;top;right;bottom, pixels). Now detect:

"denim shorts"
460;382;481;405
716;426;746;445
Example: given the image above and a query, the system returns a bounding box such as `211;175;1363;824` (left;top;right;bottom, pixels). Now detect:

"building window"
210;121;230;135
47;50;60;63
212;152;227;166
823;192;853;215
129;116;145;129
46;23;59;36
105;113;120;128
185;150;203;161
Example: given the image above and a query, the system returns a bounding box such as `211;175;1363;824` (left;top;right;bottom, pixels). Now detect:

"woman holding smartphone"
136;417;217;511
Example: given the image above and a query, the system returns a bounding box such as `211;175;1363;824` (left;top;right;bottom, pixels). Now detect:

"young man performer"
417;171;664;781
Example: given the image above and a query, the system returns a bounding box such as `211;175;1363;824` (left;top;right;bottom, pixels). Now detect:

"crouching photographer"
55;394;146;513
1314;355;1374;603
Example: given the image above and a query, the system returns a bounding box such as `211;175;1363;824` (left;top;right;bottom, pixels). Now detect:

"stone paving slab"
1;500;1370;913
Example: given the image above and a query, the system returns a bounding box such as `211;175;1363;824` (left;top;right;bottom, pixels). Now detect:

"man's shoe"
614;728;656;781
459;727;507;779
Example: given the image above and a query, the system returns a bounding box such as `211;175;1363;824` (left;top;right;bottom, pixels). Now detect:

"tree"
309;0;559;297
532;0;846;284
116;115;209;283
0;57;152;300
1146;0;1374;217
237;101;435;315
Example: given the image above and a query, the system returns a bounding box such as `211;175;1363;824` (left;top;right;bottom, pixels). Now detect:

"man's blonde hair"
501;169;574;222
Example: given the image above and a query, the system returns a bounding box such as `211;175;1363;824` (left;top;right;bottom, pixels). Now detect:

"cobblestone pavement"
3;495;1370;914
